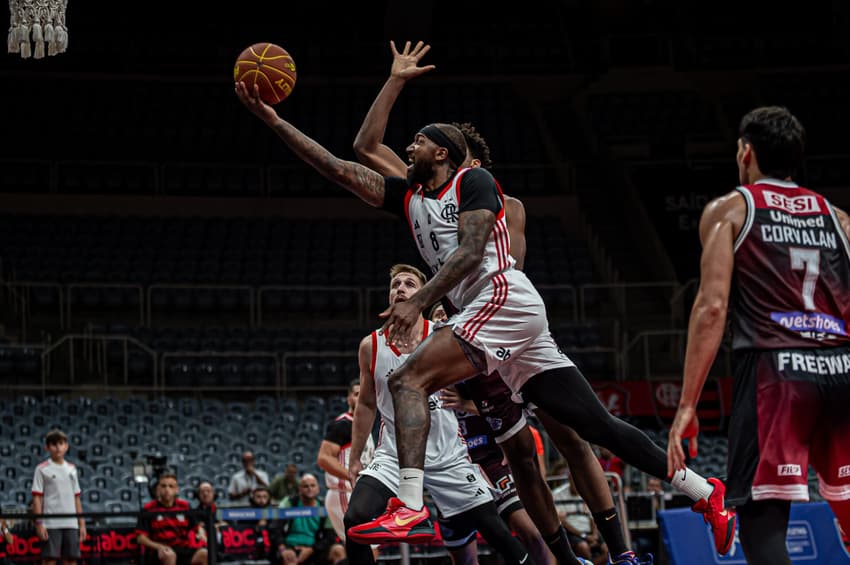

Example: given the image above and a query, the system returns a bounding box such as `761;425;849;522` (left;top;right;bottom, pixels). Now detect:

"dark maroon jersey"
731;179;850;350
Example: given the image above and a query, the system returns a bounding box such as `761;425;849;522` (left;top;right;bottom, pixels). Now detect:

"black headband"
419;124;466;168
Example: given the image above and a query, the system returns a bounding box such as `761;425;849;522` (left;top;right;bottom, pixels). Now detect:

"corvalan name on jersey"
778;464;802;476
839;465;850;479
763;190;820;214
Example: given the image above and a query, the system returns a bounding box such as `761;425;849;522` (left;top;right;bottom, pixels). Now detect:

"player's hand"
348;458;364;485
79;523;87;543
35;524;48;541
440;386;477;414
234;81;278;124
667;405;699;478
379;300;421;347
389;40;436;82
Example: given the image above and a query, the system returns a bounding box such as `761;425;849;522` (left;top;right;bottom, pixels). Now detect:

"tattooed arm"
235;81;386;207
380;208;494;345
410;209;494;309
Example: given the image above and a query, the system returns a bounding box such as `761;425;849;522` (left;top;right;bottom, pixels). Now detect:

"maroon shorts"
462;371;527;443
726;347;850;506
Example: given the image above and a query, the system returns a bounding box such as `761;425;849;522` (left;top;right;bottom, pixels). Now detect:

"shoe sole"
716;515;736;554
348;530;436;544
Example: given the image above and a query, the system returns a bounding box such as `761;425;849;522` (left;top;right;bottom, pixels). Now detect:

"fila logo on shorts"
838;465;850;479
778;464;802;476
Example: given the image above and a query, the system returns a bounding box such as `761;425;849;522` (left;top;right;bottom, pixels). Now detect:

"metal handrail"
159;350;281;392
280;350;356;390
548;471;632;548
0;342;47;395
2;281;65;336
257;285;364;326
579;281;685;325
622;329;688;380
146;284;255;327
67;282;145;327
40;333;157;387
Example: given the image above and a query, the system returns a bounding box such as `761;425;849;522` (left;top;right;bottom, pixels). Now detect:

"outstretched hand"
666;405;699;478
389;40;436;82
234;81;279;124
379;300;421;347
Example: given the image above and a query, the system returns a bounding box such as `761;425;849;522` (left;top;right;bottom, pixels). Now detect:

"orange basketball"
233;43;297;105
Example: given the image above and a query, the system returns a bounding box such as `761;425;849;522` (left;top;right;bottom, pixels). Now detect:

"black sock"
543;526;580;564
592;507;629;557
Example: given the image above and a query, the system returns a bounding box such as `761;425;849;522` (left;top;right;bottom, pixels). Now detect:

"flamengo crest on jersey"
732;179;850;350
403;168;514;311
369;321;468;467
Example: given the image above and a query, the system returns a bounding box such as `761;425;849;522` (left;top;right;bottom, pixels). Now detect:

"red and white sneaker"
347;497;436;544
691;477;737;555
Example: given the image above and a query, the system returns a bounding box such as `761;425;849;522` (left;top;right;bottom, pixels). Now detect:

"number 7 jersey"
732;179;850;349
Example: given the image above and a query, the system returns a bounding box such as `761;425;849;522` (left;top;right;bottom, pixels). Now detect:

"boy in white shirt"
32;430;87;565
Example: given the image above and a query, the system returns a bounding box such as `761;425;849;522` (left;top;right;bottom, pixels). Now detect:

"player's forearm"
267;117;386;207
680;294;727;409
354;76;405;156
412;247;482;310
350;403;377;461
32;496;43;519
317;454;349;482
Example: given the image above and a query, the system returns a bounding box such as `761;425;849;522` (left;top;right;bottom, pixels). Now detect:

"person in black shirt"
136;472;207;565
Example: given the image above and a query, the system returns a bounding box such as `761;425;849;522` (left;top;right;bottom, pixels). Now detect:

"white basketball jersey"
369;320;469;467
325;412;375;491
404;168;515;311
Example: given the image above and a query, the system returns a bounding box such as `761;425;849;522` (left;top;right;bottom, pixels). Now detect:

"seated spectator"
229;451;270;506
270;474;345;565
269;463;299;503
137;471;208;565
560;477;609;565
195;481;226;561
196;482;224;524
250;486;272;529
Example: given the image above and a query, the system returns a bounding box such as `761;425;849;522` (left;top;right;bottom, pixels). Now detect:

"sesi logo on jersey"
763;191;821;214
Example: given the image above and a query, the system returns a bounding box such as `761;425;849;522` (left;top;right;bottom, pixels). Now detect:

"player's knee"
501;428;537;465
344;504;369;530
553;426;590;457
388;365;429;396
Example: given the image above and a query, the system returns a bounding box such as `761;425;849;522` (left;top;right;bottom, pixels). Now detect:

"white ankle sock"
670;467;713;501
398;468;424;509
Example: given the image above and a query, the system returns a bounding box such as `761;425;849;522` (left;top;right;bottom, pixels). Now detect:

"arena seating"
0;395;348;512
